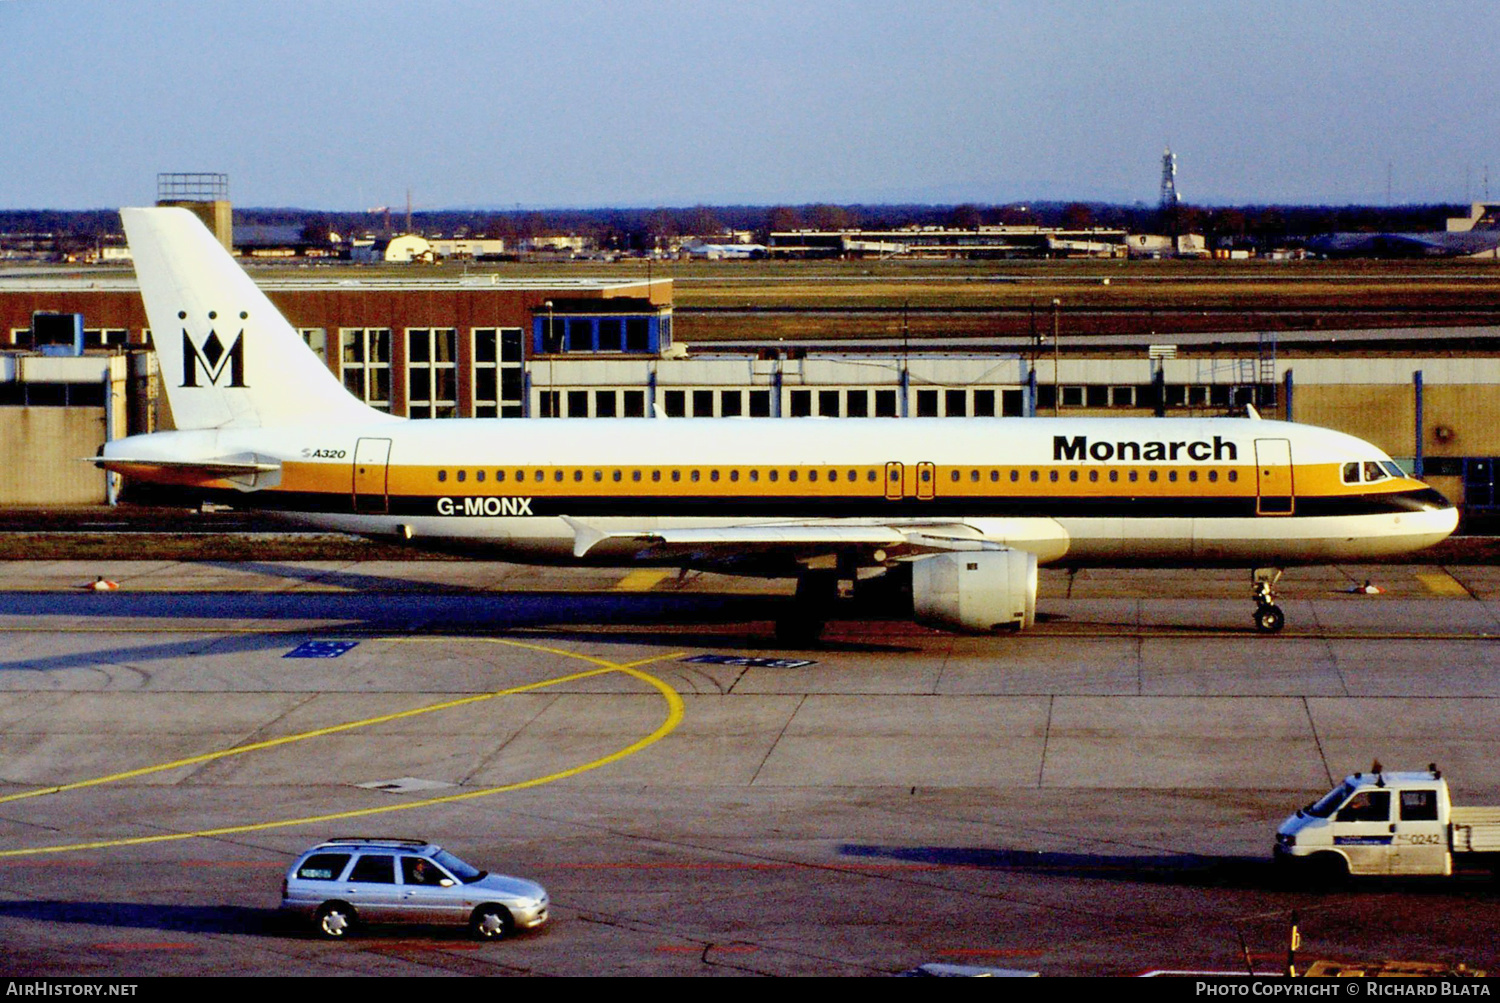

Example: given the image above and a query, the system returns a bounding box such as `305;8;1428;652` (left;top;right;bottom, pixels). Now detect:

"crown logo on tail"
180;310;247;388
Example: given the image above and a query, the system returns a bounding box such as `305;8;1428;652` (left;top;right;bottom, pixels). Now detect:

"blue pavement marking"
285;640;359;659
682;654;816;669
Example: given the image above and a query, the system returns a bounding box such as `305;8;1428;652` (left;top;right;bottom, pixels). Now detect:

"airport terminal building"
2;273;1498;524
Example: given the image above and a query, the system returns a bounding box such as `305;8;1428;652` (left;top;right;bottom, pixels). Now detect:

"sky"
2;0;1498;211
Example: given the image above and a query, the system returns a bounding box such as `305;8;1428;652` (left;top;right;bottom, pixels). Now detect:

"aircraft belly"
1054;508;1456;565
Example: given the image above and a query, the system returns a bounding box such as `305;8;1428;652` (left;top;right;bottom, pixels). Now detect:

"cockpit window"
1346;460;1403;485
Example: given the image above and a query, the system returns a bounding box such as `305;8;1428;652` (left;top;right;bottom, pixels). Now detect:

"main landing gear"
775;570;839;646
1253;568;1285;634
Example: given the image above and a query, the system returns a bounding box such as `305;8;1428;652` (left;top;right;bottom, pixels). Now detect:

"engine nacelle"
911;549;1037;632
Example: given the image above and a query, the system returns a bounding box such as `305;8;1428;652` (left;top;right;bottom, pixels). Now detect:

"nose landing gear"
1253;568;1285;634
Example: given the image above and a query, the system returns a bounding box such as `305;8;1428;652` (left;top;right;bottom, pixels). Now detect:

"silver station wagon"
281;837;550;940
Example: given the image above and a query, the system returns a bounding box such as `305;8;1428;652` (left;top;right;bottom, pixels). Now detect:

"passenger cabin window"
1400;789;1439;822
296;853;351;881
349;854;397;883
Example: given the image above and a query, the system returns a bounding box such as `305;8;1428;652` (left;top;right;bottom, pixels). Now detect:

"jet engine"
910;549;1037;632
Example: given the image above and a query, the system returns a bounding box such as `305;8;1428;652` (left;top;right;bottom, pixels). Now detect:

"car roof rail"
320;836;431;848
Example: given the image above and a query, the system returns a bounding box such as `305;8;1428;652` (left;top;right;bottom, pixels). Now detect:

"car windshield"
1305;781;1354;818
432;848;485;883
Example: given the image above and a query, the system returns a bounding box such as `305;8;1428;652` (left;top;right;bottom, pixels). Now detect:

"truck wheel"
1309;852;1348;886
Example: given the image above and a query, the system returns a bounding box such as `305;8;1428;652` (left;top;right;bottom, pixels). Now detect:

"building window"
339;328;391;411
300;329;329;366
532;314;662;355
875;389;899;417
86;328;131;349
406;328;457;418
749;390;772;417
0;382;105;407
473;327;524;418
945;389;966;417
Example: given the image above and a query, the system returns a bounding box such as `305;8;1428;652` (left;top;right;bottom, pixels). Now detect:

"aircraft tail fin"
121;207;394;430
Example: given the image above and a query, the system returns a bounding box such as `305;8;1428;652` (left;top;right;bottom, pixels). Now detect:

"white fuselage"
105;414;1459;570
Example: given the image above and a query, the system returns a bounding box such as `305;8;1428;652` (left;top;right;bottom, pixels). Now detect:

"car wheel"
315;901;357;939
469;904;512;941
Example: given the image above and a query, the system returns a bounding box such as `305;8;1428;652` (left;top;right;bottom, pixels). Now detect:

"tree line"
0;201;1468;253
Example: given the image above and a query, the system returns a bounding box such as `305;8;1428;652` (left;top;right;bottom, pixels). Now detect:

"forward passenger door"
1329;789;1393;875
1254;438;1294;515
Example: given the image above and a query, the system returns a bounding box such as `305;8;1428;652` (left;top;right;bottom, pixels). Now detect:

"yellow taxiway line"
0;639;685;858
612;569;673;592
1416;571;1472;597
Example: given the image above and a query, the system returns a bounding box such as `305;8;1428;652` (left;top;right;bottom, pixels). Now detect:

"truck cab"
1275;768;1452;877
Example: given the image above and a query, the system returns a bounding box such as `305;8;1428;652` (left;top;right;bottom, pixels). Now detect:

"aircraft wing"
562;516;1002;562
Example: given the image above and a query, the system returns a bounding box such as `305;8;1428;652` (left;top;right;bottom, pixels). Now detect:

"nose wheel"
1253;568;1285;634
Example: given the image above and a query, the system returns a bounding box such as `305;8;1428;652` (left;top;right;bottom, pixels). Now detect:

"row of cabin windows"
438;467;887;485
433;466;1241;486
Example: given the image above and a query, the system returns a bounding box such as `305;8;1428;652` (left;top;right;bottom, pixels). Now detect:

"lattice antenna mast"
1159;147;1180;209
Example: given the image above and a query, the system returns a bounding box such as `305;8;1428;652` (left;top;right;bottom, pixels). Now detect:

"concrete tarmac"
1;560;1497;977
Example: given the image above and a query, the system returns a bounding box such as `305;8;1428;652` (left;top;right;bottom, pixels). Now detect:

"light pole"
1051;298;1061;416
543;299;553;415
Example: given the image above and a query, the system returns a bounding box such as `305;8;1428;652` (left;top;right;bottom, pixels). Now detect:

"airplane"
95;207;1459;641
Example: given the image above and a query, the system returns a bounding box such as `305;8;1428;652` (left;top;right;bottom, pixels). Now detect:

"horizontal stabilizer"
88;454;281;490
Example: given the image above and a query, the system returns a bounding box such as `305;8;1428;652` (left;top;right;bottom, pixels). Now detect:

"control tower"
156;173;232;251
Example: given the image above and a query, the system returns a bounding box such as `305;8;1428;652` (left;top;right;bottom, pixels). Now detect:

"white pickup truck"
1275;766;1500;878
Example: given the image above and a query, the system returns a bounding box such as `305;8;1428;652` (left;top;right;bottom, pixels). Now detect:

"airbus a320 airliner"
96;208;1458;640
